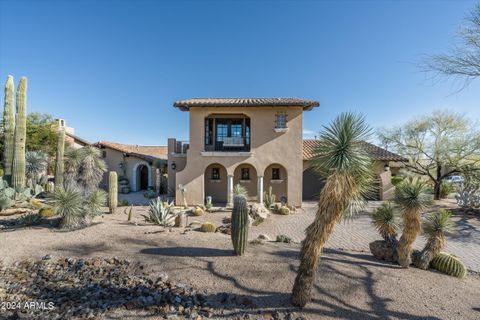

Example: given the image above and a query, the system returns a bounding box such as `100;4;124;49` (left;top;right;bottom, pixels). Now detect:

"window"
211;167;220;180
241;168;250;180
205;118;213;145
102;150;107;158
272;168;281;180
275;112;287;129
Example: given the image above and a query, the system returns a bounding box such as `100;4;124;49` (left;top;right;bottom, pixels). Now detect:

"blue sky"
1;0;479;145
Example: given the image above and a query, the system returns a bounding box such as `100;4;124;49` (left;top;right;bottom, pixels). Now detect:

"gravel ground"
1;205;479;319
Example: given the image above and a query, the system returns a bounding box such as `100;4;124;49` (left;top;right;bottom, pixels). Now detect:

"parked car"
444;175;464;184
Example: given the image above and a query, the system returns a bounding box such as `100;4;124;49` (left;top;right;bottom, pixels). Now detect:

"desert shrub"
455;185;480;209
200;222;216;233
252;216;265;226
143;197;174;226
30;198;44;210
193;207;204;216
143;190;157;199
391;176;404;186
39;207;55;218
276;234;292;243
119;199;130;206
17;212;42;226
277;206;290;215
440;181;455;199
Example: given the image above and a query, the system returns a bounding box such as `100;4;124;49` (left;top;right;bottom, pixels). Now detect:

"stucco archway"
132;161;152;192
233;163;258;201
204;163;228;204
264;164;288;204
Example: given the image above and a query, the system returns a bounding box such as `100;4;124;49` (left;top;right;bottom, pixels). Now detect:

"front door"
140;165;149;190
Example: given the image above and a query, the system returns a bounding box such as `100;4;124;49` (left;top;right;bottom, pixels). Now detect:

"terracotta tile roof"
95;141;168;161
65;132;90;146
174;98;320;111
303;139;408;162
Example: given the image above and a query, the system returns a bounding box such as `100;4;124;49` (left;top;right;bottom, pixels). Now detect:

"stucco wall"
172;106;304;206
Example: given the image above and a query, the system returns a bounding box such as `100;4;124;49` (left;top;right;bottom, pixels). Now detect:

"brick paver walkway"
251;201;480;272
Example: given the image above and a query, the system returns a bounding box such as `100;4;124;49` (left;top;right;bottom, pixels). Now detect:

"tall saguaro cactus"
3;76;15;183
55;127;65;187
109;171;118;213
11;77;27;189
231;194;249;255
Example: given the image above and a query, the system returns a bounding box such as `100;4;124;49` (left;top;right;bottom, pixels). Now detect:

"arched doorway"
137;164;149;191
264;164;287;203
233;163;258;201
204;163;228;204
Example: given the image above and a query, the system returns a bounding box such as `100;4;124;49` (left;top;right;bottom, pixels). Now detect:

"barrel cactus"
231;194;249;255
11;77;27;189
55;128;65;188
3;75;15;184
200;222;216;233
108;171;118;213
430;252;467;279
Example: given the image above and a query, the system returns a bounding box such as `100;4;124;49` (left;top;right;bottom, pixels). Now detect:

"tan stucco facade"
169;106;304;207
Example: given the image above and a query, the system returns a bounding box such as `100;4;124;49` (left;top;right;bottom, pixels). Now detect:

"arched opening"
204;163;228;204
233;163;257;201
264;164;287;204
137;164;149;191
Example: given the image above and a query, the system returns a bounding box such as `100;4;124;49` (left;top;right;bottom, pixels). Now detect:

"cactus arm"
109;171;118;213
11;77;27;189
55;128;65;187
3;75;15;183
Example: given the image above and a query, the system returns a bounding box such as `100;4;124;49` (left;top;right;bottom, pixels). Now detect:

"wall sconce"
384;162;390;171
171;162;177;170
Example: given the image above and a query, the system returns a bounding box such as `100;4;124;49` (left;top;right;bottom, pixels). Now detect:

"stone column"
257;175;264;204
227;174;234;207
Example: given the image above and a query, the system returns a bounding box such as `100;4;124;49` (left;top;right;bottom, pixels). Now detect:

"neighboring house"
303;139;408;200
168;98;320;207
94;141;167;191
54;118;90;149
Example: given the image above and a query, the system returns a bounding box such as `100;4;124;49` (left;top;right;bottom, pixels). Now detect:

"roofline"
94;141;167;162
65;132;91;146
173;98;320;111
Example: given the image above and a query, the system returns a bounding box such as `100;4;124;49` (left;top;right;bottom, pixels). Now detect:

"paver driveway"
250;200;480;272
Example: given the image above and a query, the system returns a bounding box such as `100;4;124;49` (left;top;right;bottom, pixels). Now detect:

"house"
303;139;408;200
54;118;90;149
94;141;168;191
168;98;320;207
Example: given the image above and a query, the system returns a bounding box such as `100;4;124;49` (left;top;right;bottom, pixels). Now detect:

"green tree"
25;112;58;157
379;111;480;200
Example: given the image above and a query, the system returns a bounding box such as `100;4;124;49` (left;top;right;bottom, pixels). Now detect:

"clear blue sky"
1;0;479;146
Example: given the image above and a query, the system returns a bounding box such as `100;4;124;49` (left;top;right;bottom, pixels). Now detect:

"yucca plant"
63;147;83;188
78;146;107;195
144;197;175;227
84;189;107;221
414;209;455;270
25;151;48;188
48;186;85;229
233;184;248;197
394;179;432;268
291;113;375;307
370;201;400;245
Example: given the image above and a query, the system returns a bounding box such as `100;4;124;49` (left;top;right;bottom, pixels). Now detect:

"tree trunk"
413;237;443;270
434;164;442;200
397;210;421;268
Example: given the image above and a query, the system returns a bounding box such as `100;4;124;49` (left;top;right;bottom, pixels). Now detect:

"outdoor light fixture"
384;163;390;171
171;162;177;170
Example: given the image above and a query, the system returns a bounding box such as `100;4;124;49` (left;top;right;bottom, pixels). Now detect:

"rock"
257;234;271;241
369;240;397;262
250;203;270;220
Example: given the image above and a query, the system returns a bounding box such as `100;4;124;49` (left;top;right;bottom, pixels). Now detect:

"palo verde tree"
378;111;480;200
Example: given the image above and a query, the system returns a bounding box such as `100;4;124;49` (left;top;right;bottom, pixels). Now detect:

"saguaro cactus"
55;128;65;187
231;194;249;255
11;77;27;189
3;76;15;183
109;171;118;213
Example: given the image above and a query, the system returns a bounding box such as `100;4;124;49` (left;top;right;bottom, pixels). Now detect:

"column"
257;175;264;204
227;174;234;207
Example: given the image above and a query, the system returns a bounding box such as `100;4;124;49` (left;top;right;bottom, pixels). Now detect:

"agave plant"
25;151;48;187
233;184;248;197
414;209;455;270
370;201;401;245
144;197;175;227
48;186;85;229
394;179;432;268
291;113;375;307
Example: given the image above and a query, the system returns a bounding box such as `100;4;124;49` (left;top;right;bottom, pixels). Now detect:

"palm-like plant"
394;179;432;268
84;189;107;221
291;113;374;307
49;186;85;229
78;146;107;194
370;201;401;245
414;209;455;270
233;184;248;197
63;147;83;187
25;151;48;187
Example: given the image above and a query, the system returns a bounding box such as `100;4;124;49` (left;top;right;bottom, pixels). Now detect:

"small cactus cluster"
200;222;216;233
231;194;249;255
194;207;204;216
263;186;276;210
108;171;118;214
39;207;55;218
277;206;290;215
430;252;467;279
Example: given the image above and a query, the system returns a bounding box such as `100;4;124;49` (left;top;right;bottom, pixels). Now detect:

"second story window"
272;168;281;180
212;167;220;180
241;168;250;180
275;112;287;129
205;118;213;145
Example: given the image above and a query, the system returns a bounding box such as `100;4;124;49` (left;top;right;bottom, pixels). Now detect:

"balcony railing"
174;140;189;155
214;137;250;152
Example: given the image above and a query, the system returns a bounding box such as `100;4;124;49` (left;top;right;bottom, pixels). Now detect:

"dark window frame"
275;112;287;129
211;167;221;180
241;168;250;180
272;168;281;180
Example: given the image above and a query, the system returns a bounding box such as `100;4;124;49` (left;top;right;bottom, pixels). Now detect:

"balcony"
204;115;251;153
173;140;189;155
